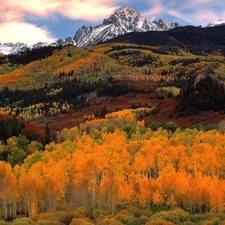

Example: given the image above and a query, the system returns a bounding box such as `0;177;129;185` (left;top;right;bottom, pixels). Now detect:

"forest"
0;110;225;224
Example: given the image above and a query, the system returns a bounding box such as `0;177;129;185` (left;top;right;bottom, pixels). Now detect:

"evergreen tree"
43;123;51;146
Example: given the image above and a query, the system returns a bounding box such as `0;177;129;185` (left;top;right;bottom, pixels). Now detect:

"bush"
55;212;73;225
125;206;152;221
145;219;175;225
206;213;225;221
96;218;123;225
114;210;144;225
136;215;150;224
72;207;88;219
139;209;153;217
172;208;190;221
10;218;35;225
69;218;94;225
126;206;142;217
150;209;190;224
164;122;178;133
212;218;221;225
148;122;164;131
190;214;207;223
35;220;62;225
92;208;108;219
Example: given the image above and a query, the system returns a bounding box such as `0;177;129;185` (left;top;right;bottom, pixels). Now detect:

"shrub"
145;219;175;225
172;208;190;221
0;220;6;225
10;218;35;225
139;209;153;217
148;122;164;131
56;212;73;225
115;214;136;225
136;215;150;224
212;218;221;225
150;209;190;224
164;122;178;133
72;207;88;219
206;213;225;221
126;206;142;217
190;214;207;223
96;218;123;225
69;218;94;225
92;208;108;219
114;210;144;225
35;220;63;225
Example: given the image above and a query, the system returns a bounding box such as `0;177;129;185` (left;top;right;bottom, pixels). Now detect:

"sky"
0;0;225;45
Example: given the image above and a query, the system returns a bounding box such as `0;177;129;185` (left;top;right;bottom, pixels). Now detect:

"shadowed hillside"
103;25;225;55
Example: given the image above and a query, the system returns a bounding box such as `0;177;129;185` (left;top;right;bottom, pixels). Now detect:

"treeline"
0;117;22;141
0;116;52;148
180;76;225;116
0;116;49;144
0;77;145;121
104;25;225;56
7;45;63;65
1;109;225;222
0;77;105;120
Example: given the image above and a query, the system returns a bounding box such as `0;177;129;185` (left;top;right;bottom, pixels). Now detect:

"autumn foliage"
0;110;225;222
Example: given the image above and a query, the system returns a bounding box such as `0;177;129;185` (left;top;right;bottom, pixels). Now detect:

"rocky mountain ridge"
1;6;224;55
73;6;181;47
0;7;182;55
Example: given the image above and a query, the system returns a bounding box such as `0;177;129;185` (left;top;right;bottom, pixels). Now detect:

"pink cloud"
60;1;118;21
168;9;221;25
0;0;119;44
167;10;184;19
194;11;219;23
143;4;163;17
2;0;118;21
192;0;212;3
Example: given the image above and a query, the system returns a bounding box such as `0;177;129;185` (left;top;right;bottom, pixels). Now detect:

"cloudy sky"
0;0;224;45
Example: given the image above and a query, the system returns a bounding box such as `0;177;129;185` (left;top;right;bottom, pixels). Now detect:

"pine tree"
43;123;51;146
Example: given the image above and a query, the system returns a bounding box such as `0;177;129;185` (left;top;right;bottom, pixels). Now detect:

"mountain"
103;25;225;55
204;19;225;27
73;6;181;47
0;6;181;55
0;37;77;55
0;42;29;55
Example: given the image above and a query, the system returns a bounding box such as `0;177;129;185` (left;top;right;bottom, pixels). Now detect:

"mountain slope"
103;25;225;55
74;6;181;47
1;26;225;130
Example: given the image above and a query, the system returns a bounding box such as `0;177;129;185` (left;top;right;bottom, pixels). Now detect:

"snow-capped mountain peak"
0;42;29;55
73;6;181;48
204;19;225;27
0;6;182;55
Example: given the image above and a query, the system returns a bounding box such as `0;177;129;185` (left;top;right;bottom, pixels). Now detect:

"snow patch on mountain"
204;19;225;27
73;6;181;48
0;43;29;55
0;6;182;55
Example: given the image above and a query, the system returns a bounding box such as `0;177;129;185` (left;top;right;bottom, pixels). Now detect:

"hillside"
104;25;225;55
0;26;225;132
2;25;225;224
